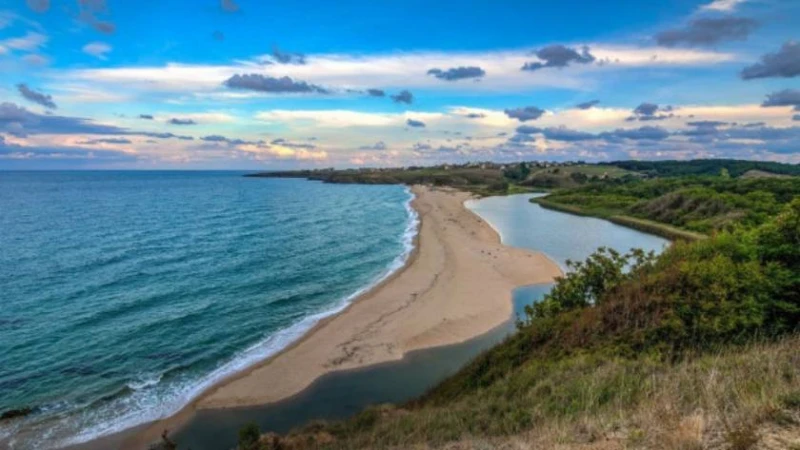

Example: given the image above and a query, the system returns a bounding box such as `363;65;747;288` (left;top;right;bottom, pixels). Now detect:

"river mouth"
164;193;669;449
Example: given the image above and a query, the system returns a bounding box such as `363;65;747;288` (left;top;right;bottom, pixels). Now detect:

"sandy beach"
124;185;562;447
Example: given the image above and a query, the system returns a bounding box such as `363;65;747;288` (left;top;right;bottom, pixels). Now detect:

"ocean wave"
55;187;421;448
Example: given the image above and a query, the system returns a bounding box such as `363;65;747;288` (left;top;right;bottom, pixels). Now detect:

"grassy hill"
534;177;800;239
233;162;800;450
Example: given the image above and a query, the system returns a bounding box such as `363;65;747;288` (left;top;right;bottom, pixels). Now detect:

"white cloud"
699;0;748;12
82;42;111;60
59;46;738;98
254;110;444;128
0;31;47;52
22;53;49;65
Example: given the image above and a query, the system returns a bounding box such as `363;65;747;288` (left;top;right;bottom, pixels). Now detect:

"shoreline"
101;185;563;449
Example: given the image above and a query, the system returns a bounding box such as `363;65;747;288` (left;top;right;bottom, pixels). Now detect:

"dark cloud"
626;103;674;122
508;133;536;144
78;138;132;145
515;125;597;142
541;127;596;141
600;126;670;141
504;106;545;122
25;0;49;13
168;118;196;126
366;89;385;97
0;102;198;142
270;138;315;149
741;41;800;79
575;100;600;110
223;74;329;94
412;143;432;151
761;89;800;111
465;113;485;119
687;120;729;127
521;45;595;71
139;114;154;120
406;119;426;128
272;47;307;65
200;135;252;145
220;0;239;12
1;102;125;136
358;141;387;151
76;1;116;34
140;132;194;140
17;84;57;110
391;90;414;104
427;66;486;81
656;17;756;47
794;115;800;121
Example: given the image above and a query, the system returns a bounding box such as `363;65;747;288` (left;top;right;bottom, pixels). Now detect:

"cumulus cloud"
504;106;545;122
272;46;307;65
391;90;413;104
406;118;426;128
521;45;595;71
139;114;154;120
656;17;756;47
82;42;111;59
168;118;196;125
427;66;486;81
223;74;329;94
761;89;800;111
17;84;57;109
626;103;674;121
575;100;600;110
741;41;800;80
465;112;486;119
366;89;385;97
359;141;387;150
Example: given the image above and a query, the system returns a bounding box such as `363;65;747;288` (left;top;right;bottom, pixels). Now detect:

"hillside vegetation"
235;175;800;450
535;177;800;237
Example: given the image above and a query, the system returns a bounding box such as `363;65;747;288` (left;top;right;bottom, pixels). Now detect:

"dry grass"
268;336;800;450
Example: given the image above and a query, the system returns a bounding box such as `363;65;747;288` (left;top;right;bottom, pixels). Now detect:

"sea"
0;172;418;449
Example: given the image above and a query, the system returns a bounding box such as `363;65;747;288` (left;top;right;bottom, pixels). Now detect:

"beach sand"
123;185;562;447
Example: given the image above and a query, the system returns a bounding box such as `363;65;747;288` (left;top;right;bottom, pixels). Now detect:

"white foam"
55;187;421;448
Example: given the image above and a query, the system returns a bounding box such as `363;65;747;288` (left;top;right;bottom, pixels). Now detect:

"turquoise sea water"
0;172;417;449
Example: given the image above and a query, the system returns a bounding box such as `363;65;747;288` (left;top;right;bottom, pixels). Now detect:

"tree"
238;422;261;450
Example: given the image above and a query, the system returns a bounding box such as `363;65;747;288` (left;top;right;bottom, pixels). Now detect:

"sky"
0;0;799;169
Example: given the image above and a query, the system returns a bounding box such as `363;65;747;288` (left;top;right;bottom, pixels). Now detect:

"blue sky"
1;0;799;169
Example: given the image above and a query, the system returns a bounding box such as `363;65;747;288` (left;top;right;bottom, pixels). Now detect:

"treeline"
538;176;800;234
602;159;800;178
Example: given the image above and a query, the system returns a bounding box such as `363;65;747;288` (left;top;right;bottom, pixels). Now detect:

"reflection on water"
466;194;669;270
